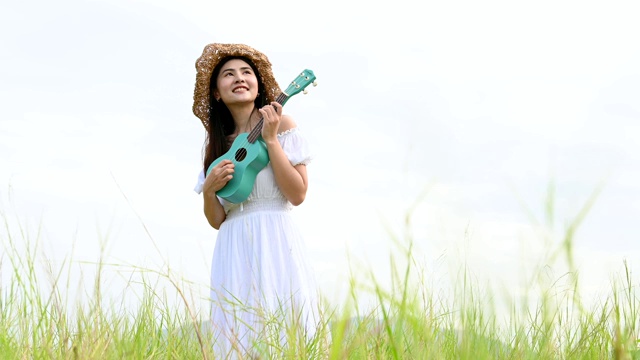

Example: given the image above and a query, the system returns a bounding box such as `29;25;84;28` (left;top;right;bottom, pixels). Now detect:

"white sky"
2;0;640;315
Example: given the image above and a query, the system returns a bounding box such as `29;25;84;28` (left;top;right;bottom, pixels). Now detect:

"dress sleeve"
278;127;312;166
193;169;205;194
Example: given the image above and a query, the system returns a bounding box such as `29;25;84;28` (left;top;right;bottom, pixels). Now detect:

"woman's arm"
265;118;308;205
260;103;309;206
203;193;226;229
202;159;234;229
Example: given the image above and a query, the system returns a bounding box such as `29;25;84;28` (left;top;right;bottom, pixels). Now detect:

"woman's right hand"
203;159;234;195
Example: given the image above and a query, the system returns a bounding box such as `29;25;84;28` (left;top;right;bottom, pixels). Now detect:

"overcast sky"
2;0;639;314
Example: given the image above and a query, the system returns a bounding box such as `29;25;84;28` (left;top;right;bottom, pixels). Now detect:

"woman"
192;43;325;357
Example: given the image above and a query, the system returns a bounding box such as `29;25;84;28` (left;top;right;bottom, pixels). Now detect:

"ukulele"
206;69;317;204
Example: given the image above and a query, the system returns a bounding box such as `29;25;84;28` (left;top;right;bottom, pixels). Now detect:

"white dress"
194;128;323;357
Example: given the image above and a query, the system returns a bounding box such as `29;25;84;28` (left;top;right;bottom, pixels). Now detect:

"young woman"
192;43;325;356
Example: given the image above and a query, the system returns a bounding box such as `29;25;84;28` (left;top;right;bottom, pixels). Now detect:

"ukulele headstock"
283;69;317;97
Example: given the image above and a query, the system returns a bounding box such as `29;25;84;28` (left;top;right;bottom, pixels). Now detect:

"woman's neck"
227;104;259;134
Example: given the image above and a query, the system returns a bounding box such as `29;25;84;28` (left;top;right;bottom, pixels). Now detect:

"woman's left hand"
259;102;282;143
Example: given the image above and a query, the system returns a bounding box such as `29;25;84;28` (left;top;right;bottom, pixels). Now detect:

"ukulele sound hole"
235;148;248;162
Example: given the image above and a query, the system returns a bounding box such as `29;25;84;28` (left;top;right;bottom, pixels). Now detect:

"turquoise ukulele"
206;69;317;204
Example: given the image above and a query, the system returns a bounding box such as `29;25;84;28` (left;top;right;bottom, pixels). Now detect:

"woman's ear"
213;89;220;102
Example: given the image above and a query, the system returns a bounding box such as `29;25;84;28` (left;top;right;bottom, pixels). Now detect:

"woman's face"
214;59;259;106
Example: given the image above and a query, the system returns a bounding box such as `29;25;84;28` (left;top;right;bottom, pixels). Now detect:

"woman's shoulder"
277;114;297;134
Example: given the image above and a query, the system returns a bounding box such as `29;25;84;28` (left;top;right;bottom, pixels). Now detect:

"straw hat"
192;43;281;130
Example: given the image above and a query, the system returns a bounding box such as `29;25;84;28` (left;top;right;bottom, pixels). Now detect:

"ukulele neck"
247;93;290;143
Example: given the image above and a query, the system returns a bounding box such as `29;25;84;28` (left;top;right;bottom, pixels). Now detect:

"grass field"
2;194;639;360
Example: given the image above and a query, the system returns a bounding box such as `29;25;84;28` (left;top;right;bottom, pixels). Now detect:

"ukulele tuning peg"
313;81;318;87
303;89;308;94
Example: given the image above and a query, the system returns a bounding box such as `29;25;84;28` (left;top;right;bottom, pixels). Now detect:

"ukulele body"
206;133;270;204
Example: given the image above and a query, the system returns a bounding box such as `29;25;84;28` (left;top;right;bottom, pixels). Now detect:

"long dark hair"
202;56;268;174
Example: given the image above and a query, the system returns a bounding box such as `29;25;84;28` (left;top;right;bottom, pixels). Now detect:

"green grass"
1;188;639;360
